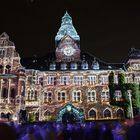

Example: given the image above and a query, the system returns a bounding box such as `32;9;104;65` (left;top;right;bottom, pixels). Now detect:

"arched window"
11;88;16;98
117;109;124;118
104;109;111;118
89;109;96;118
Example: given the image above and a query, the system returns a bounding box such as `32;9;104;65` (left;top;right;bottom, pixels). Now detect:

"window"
27;90;37;101
27;90;30;100
57;91;66;101
2;88;8;98
134;77;140;84
61;63;67;70
114;75;118;84
44;92;52;103
92;61;99;70
10;88;16;99
115;90;122;101
0;65;3;73
31;90;34;100
39;77;43;86
88;76;96;85
100;75;108;84
72;90;81;102
60;76;70;85
0;49;5;55
87;90;96;102
70;62;78;70
34;90;37;101
132;64;140;70
125;76;132;83
81;61;88;69
47;76;56;85
5;65;11;74
101;90;110;101
28;76;33;84
73;76;83;85
49;63;56;70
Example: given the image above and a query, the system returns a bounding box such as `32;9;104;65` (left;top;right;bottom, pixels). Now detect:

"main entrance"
57;104;84;123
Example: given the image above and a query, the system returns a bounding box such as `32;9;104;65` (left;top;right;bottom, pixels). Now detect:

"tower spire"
55;11;80;42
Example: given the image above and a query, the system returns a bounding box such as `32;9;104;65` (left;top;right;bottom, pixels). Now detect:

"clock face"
63;46;75;56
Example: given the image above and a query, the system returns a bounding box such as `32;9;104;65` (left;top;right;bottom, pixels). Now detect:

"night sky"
0;0;140;63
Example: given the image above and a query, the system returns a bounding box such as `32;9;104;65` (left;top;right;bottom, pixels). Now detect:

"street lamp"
127;90;134;118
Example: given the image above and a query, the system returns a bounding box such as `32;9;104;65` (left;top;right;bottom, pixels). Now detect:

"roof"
55;11;80;42
0;32;15;47
20;52;125;71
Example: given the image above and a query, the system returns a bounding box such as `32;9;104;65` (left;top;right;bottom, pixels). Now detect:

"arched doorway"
57;104;84;123
62;111;76;123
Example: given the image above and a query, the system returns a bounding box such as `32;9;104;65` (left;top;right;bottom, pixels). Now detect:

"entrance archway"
62;111;76;123
57;104;84;123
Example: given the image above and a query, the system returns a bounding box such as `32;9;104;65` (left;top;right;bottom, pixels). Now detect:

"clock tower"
55;12;81;62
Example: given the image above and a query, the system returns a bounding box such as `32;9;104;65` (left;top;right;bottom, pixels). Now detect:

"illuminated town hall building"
0;12;140;122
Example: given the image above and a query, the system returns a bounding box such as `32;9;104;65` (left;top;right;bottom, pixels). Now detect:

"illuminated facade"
0;12;140;122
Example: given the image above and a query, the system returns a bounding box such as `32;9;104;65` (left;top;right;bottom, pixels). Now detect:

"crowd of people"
0;116;140;140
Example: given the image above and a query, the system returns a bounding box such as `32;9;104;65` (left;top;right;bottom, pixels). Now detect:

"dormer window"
92;60;99;70
61;63;67;70
71;62;78;70
81;61;88;70
49;63;56;70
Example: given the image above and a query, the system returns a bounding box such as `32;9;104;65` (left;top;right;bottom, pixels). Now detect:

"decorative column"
8;78;11;104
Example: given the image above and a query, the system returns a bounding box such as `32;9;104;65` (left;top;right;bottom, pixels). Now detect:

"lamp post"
127;90;134;118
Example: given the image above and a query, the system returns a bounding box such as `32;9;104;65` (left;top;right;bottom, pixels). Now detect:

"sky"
0;0;140;63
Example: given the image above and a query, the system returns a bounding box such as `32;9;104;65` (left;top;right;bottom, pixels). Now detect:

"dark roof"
21;52;125;71
124;48;140;63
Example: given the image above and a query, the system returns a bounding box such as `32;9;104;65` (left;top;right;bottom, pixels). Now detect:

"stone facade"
0;12;140;122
